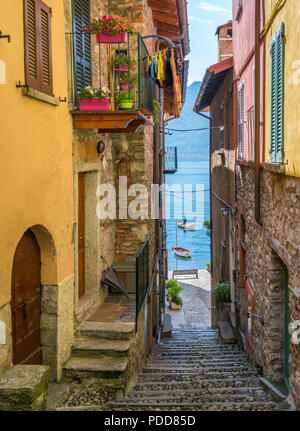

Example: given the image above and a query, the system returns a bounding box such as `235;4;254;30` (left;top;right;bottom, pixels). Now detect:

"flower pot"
120;82;129;91
96;31;127;44
115;65;129;71
119;101;134;110
79;98;110;111
170;302;182;310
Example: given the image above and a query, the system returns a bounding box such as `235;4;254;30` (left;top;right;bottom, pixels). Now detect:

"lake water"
166;160;211;271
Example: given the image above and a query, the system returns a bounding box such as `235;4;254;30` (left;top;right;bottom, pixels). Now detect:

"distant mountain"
165;81;209;160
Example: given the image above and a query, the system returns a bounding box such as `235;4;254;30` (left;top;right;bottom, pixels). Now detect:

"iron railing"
164;147;178;174
136;235;150;328
66;32;156;114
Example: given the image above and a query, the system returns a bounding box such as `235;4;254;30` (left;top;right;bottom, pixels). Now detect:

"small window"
24;0;53;96
238;83;244;159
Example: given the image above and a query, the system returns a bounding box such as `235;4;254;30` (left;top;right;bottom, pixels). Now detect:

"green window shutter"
276;22;284;163
270;23;284;163
270;39;276;162
73;0;92;99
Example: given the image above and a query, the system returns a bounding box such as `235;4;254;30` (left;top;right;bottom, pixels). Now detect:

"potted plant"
115;90;135;110
213;282;231;321
166;279;183;310
203;220;211;230
82;16;138;44
113;53;136;71
78;86;110;111
118;72;137;91
206;262;211;271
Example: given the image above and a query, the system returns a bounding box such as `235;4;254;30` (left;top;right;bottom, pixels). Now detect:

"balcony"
164;147;178;174
67;33;156;133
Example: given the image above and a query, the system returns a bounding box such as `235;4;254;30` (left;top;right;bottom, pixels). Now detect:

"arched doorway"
11;229;42;365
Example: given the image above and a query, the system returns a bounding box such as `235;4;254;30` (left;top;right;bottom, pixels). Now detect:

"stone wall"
235;163;300;408
210;69;235;325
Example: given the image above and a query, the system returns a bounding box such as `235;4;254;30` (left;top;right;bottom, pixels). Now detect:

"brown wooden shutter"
24;0;53;95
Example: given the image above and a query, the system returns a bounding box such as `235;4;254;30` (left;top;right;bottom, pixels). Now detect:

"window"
24;0;53;96
270;23;284;163
238;83;244;159
219;104;224;151
73;0;92;98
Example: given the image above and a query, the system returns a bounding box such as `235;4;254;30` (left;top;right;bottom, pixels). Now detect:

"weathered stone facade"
235;163;300;408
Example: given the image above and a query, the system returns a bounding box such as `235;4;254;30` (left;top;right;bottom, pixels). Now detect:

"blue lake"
166;160;211;271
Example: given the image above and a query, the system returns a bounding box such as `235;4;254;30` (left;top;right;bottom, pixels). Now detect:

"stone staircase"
109;328;289;411
63;321;135;393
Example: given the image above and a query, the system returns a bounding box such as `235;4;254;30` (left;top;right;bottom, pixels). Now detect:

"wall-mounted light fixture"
97;140;105;154
221;207;229;216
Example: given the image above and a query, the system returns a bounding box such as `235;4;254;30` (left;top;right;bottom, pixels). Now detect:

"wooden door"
78;172;85;297
11;230;42;365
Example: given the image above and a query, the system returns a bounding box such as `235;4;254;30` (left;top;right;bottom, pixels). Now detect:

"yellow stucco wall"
265;0;300;177
0;1;74;306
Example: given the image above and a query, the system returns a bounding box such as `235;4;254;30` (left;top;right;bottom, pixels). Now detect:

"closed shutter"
24;0;53;95
73;0;92;99
270;23;284;163
220;105;224;150
238;83;244;159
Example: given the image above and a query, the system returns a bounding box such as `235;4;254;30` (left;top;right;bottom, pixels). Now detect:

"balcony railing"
136;236;150;328
164;147;178;174
66;31;156;132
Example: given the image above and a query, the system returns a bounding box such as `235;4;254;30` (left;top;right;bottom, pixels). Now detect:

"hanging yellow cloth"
170;48;182;118
157;52;166;87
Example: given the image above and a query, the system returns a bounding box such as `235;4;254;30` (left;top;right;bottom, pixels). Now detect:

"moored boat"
177;221;196;230
172;246;192;258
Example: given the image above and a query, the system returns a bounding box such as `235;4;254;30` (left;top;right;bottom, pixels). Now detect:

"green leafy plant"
82;16;138;35
152;100;161;124
214;282;230;313
206;262;211;270
203;220;211;229
113;53;136;68
166;279;183;306
115;90;135;102
79;86;110;99
119;72;137;84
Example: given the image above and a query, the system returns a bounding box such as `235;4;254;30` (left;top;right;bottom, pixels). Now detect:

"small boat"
172;246;191;258
177;221;196;230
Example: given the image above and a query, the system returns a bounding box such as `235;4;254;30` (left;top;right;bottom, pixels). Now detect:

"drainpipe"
255;0;262;224
196;111;213;278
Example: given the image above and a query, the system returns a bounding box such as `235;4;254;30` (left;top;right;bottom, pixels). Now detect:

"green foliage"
120;72;137;84
166;279;183;305
214;282;230;312
206;262;211;269
79;86;110;99
203;220;211;229
113;53;136;68
152;100;161;124
115;90;135;102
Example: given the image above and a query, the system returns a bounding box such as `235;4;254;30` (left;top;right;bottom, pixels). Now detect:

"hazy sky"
186;0;232;84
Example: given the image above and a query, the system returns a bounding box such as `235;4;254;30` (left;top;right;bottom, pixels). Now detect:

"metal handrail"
248;311;264;325
136;235;150;330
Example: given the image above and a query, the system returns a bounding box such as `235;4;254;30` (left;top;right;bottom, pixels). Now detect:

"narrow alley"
110;328;290;411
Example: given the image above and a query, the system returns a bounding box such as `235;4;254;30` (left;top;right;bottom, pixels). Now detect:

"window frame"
24;0;53;96
237;82;244;160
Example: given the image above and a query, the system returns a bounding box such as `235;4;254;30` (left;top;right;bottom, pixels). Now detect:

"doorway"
78;172;85;298
11;229;42;365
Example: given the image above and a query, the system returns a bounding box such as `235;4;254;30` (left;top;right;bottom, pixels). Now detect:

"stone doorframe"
266;232;290;386
74;163;101;316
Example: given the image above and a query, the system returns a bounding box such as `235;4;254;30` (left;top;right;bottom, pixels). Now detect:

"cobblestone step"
72;337;131;358
63;356;128;380
78;321;135;340
108;327;288;411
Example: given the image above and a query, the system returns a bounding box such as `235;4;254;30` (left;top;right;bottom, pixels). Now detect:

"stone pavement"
110;328;291;411
167;269;211;329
